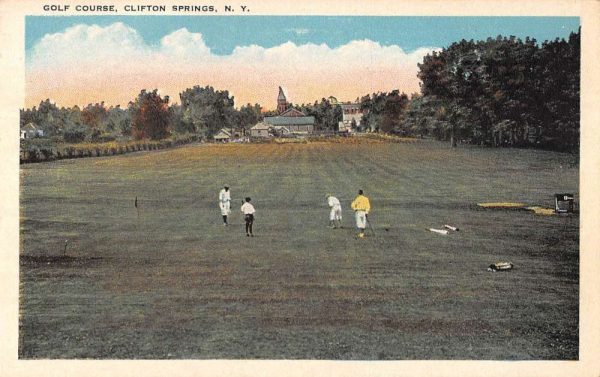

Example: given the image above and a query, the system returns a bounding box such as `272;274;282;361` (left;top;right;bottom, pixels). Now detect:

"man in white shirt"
219;185;231;225
326;194;342;229
240;197;256;237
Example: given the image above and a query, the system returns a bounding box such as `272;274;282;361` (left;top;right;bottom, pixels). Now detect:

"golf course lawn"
19;138;579;359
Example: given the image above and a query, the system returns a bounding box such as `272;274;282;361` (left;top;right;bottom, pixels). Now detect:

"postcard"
1;0;599;376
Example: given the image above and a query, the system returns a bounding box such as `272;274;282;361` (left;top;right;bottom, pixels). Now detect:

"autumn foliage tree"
130;89;171;140
81;102;108;129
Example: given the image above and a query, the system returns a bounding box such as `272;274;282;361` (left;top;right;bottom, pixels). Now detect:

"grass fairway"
19;139;579;359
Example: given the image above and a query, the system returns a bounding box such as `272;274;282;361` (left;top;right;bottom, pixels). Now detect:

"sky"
25;16;580;109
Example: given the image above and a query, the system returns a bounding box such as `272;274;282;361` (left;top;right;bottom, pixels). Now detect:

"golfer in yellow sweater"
351;189;371;238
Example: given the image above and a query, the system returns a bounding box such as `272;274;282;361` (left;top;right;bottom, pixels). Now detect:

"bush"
88;128;102;142
97;134;117;143
63;127;86;143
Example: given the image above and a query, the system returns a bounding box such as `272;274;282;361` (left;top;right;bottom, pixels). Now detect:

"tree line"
20;86;265;142
357;29;580;151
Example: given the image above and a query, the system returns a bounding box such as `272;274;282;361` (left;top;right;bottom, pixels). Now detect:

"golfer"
351;189;371;238
219;185;231;225
326;194;342;229
241;197;256;237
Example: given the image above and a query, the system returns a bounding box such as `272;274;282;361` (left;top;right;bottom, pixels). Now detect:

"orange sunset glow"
25;23;434;109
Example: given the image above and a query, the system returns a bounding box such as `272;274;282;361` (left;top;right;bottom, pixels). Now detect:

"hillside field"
19;139;579;359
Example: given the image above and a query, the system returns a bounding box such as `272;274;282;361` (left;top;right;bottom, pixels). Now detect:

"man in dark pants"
240;197;256;237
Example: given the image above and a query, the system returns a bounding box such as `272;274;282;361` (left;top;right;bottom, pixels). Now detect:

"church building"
263;87;315;134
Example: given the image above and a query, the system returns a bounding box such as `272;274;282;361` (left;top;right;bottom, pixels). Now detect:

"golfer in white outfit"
219;186;231;225
327;195;343;228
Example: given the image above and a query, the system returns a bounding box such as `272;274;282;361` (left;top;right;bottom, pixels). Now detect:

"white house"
20;123;44;139
340;103;364;131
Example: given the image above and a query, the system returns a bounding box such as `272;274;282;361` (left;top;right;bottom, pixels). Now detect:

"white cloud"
158;28;212;59
27;22;440;107
29;22;149;66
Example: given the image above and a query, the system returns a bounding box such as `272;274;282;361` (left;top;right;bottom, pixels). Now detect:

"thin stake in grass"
63;239;68;256
135;196;139;218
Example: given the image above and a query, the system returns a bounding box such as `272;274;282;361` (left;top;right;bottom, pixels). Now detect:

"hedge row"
20;135;199;164
266;133;419;144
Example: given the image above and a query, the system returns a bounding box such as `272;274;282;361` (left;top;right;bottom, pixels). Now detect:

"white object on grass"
487;262;514;272
443;224;459;231
428;228;449;235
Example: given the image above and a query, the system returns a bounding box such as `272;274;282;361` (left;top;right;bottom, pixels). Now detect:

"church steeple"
277;86;288;114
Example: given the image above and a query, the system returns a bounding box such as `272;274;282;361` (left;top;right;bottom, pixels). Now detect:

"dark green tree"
237;103;263;133
379;91;409;133
179;86;236;138
415;30;579;150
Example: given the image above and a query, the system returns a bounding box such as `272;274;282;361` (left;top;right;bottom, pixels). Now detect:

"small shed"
250;122;272;138
272;125;291;137
214;128;232;142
